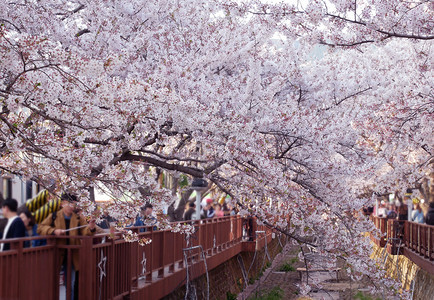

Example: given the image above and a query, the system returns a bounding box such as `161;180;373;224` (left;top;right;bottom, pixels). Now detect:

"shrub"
226;291;237;300
277;262;295;272
249;287;284;300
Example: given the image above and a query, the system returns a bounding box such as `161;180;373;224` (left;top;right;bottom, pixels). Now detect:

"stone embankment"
370;244;434;300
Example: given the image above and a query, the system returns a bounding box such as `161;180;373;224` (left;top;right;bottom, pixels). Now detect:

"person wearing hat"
38;193;98;300
377;200;388;218
411;198;424;224
201;198;214;219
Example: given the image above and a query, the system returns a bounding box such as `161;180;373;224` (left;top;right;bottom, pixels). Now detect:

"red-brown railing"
0;215;254;299
404;221;434;261
371;215;388;235
370;215;388;247
0;238;58;300
370;216;434;274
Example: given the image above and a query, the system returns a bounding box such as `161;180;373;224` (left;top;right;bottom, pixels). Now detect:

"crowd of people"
182;198;237;221
372;197;434;226
0;193;100;300
3;188;433;299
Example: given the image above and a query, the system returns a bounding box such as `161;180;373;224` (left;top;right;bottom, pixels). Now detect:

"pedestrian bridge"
1;215;433;299
370;215;434;276
0;216;273;299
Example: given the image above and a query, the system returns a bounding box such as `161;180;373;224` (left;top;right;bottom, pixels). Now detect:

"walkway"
0;216;272;300
238;243;370;300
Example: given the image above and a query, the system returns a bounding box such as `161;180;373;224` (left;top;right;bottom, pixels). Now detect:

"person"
207;200;215;218
0;194;6;234
397;200;408;221
37;193;98;300
377;201;388;218
362;205;374;216
97;205;116;230
225;203;237;216
1;198;26;251
386;204;397;219
244;215;254;241
201;198;211;210
18;208;46;247
201;199;214;219
134;203;157;231
425;202;434;226
183;202;196;221
214;203;224;218
411;201;424;224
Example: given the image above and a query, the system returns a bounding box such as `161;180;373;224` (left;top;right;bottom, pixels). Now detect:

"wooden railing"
370;215;388;247
0;238;58;300
404;221;434;261
0;215;271;300
371;215;388;235
370;215;434;275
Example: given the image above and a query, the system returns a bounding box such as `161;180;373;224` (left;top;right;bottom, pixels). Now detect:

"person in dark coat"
183;202;196;221
425;202;434;226
1;198;26;251
133;203;157;231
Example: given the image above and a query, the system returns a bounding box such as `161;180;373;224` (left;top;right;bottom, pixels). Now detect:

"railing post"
158;230;165;278
428;227;432;260
79;237;93;300
409;222;413;249
109;238;115;299
15;240;24;299
48;237;60;299
170;230;175;273
252;217;258;242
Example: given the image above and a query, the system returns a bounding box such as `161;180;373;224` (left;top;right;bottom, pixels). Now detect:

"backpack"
51;212;57;227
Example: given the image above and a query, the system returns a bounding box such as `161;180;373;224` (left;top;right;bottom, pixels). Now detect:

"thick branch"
121;153;204;178
326;13;434;41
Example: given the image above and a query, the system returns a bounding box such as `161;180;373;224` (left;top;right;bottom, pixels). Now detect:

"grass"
226;291;237;300
277;262;295;272
249;287;284;300
277;258;298;272
354;291;382;300
249;261;272;284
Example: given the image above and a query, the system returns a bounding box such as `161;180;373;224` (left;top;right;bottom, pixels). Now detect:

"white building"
1;174;40;206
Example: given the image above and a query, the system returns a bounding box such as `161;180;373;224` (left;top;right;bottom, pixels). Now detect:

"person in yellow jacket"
37;193;97;300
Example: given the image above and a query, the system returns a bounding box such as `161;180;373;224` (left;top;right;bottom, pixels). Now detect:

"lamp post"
373;192;378;217
191;178;208;220
405;189;413;221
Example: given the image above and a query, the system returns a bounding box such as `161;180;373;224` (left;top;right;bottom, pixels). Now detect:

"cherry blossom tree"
1;0;432;297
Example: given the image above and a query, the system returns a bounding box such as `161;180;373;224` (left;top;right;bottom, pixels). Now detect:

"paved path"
237;242;370;300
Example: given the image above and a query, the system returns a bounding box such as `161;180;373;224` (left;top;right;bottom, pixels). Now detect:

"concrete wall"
163;237;284;300
370;244;434;300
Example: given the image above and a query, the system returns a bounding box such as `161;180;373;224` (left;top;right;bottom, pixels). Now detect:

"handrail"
0;215;258;299
370;216;434;264
403;221;434;260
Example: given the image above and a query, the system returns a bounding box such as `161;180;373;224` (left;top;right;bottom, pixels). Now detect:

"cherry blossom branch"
121;153;205;178
326;13;434;40
138;149;208;163
319;39;376;47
